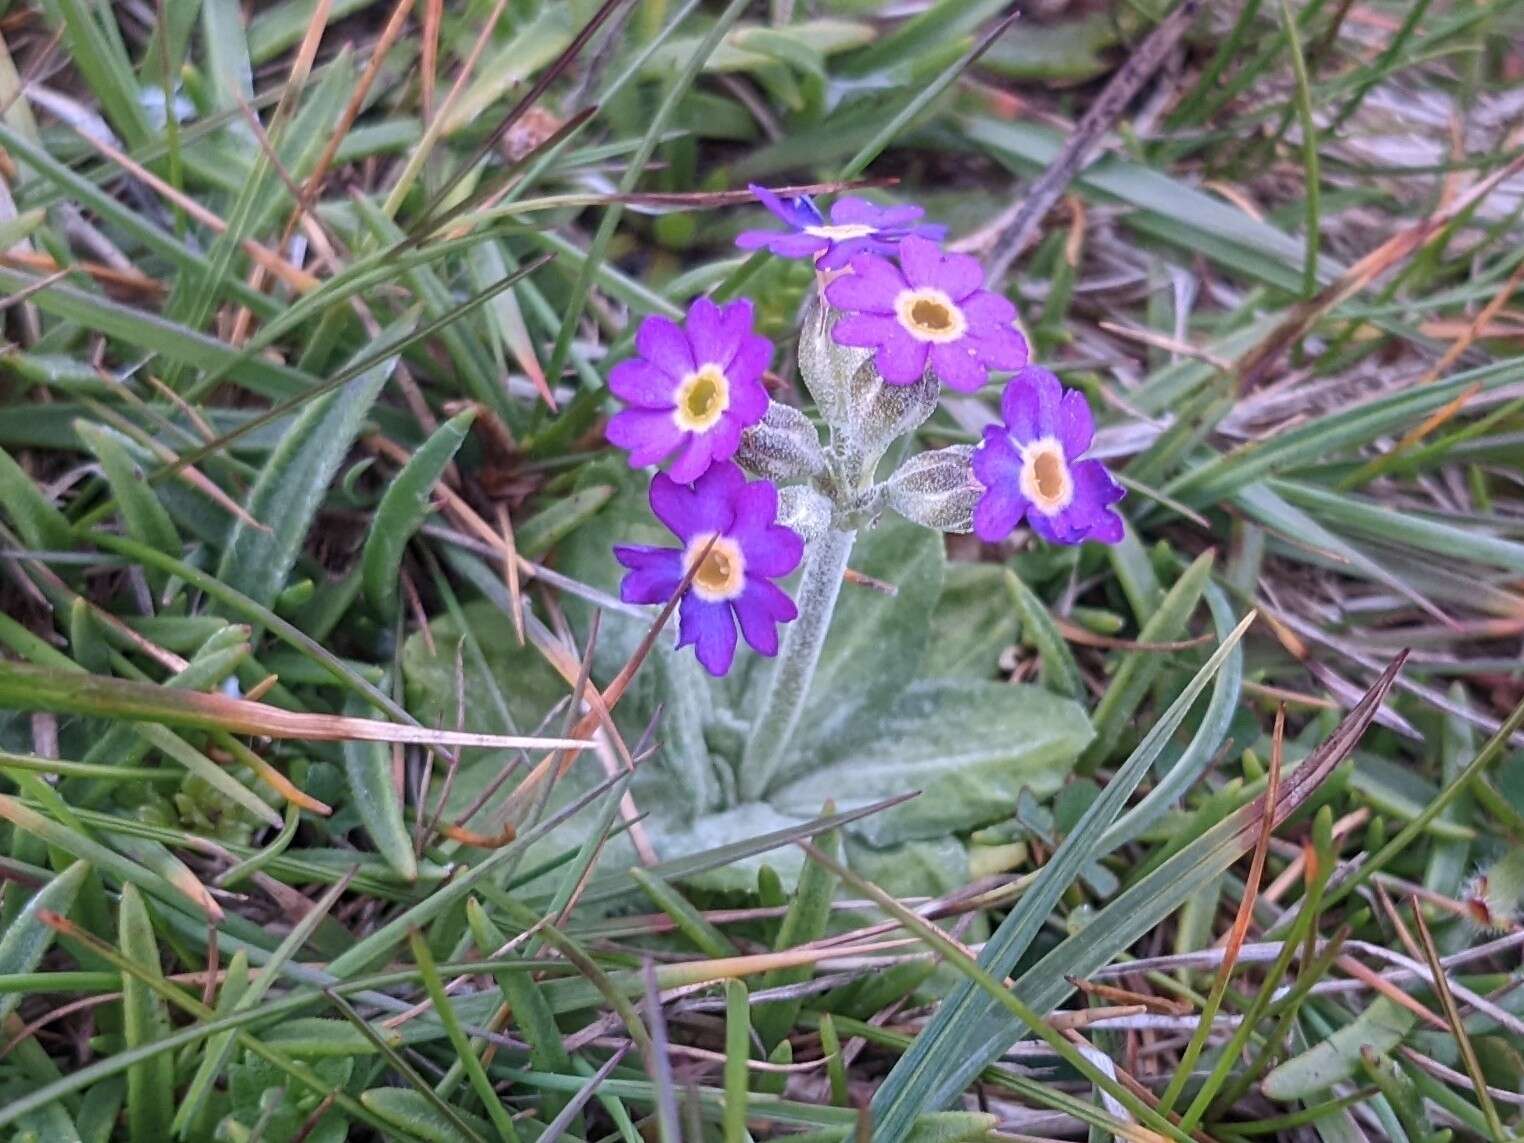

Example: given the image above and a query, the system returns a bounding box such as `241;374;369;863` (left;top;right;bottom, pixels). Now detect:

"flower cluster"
603;184;1124;675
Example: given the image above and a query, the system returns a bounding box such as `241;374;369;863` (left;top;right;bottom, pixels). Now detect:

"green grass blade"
409;930;522;1143
1278;0;1320;297
0;442;74;551
119;885;175;1143
465;897;576;1126
1002;569;1082;698
37;0;153;148
1079;549;1215;772
753;817;839;1050
806;843;1190;1143
902;656;1404;1132
870;611;1254;1142
544;0;752;382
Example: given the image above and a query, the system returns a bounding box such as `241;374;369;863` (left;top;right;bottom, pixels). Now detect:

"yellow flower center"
894;288;967;344
672;364;730;432
803;222;876;241
1019;437;1074;515
684;535;746;602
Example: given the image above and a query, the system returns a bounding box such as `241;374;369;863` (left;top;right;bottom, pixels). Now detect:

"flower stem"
739;525;856;801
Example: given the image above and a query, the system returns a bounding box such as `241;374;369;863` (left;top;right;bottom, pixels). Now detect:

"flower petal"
717;297;759;347
816;237;894;269
1025;509;1067;545
934;248;986;300
614;545;684;604
608;359;676;408
828;196;887;225
898;236;982;299
1072;457;1125;508
726;371;770;425
972;426;1023;486
684;296;732;368
705;414;743;465
649;467;736;541
666;430;715;483
968;323;1030;371
973;485;1027;542
735;228;781;251
766;231;832;260
1058;387;1095;457
635;315;694;379
830;312;900;349
999;366;1062;442
614;543;675;571
928;341;988;393
872;328;930;385
1029;368;1064;438
606;408;683;467
678;597;739;676
961;289;1017;326
691;458;748;502
750;183;821;229
733;578;798;657
728;470;780;533
896;234;943;288
824;255;904;313
726;332;772;387
746;524;804;577
869;203;928;228
1041;459;1124;545
1086;506;1125;544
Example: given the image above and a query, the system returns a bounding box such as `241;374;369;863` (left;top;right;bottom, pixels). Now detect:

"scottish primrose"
591;184;1125;883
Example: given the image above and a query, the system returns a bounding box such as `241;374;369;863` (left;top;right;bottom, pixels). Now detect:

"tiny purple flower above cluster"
825;236;1028;392
735;184;945;271
614;462;804;677
606;297;771;483
972;367;1124;546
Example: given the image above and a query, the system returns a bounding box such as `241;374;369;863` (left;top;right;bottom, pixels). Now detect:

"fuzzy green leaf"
361;409;476;613
217;321;412;606
0;861;89;1026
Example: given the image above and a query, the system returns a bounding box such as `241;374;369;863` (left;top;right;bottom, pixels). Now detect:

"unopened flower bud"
799;294;943;484
777;484;833;542
797;295;873;431
885;445;978;533
736;401;826;482
857;371;940;465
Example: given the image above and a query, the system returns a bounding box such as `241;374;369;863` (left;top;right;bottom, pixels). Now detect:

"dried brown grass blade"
1234;151;1524;392
0;661;590;750
1258;650;1408;833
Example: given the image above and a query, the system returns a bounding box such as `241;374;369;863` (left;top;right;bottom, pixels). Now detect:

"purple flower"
606;297;772;483
734;184;945;271
824;236;1028;392
615;462;804;677
972;367;1124;545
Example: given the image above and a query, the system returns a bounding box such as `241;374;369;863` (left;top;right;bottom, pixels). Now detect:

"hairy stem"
739;525;855;800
